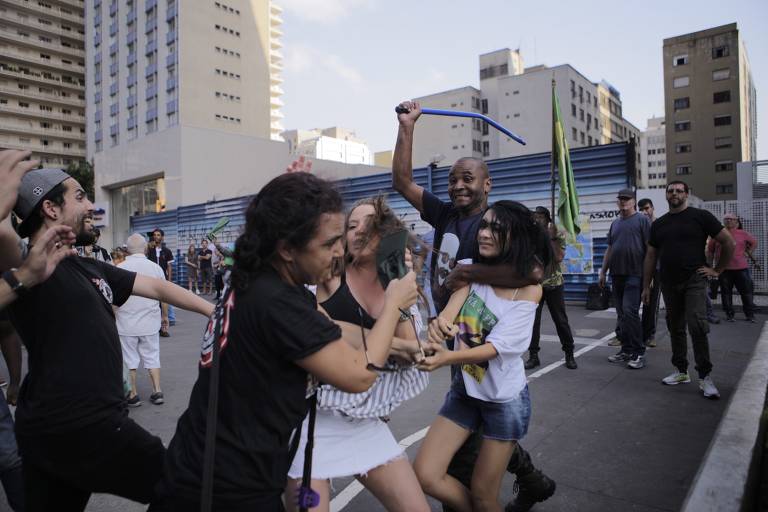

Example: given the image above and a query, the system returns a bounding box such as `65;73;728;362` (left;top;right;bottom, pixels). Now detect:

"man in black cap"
2;165;213;510
599;188;651;369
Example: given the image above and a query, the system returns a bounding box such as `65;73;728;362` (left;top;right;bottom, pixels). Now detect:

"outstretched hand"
0;150;40;221
417;341;451;372
16;225;77;288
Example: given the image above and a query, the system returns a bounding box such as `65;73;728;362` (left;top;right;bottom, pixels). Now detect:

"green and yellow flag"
552;86;581;236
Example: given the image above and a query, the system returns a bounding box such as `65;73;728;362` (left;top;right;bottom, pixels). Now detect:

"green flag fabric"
552;87;581;236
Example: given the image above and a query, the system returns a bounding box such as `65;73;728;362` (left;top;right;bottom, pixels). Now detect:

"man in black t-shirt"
392;101;554;512
198;238;213;295
4;168;214;511
147;227;175;335
642;180;734;400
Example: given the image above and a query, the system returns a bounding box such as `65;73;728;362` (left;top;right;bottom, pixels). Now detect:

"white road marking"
330;333;615;510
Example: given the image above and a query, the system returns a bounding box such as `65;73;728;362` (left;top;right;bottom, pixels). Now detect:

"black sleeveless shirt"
321;274;375;329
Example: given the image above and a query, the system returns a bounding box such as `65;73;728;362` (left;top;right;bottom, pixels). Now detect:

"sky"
278;0;768;161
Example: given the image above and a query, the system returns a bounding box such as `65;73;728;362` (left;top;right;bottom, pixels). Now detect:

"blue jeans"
612;275;644;356
167;304;175;324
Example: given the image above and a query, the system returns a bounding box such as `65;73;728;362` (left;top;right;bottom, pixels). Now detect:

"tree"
66;160;95;201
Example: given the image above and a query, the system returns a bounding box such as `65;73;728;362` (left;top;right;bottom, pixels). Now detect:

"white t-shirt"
115;254;167;336
452;281;537;403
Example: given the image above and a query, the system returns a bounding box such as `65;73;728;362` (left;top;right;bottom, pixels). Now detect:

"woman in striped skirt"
285;196;431;512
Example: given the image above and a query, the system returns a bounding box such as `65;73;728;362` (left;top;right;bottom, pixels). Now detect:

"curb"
681;321;768;511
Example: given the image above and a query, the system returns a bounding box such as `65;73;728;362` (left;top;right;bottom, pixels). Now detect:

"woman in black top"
153;173;417;512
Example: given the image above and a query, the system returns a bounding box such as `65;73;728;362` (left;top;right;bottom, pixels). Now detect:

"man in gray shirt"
599;188;651;369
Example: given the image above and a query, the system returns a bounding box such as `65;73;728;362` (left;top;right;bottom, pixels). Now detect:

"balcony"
270;39;283;50
166;98;177;114
95;12;102;25
270;96;284;107
0;27;86;59
94;109;102;121
127;94;137;108
127;73;137;86
0;123;86;142
145;63;157;77
166;4;177;20
109;42;118;55
270;85;284;95
94;51;102;64
0;85;85;107
127;29;137;45
1;141;85;158
145;83;158;99
2;0;84;25
166;76;176;91
1;47;85;75
95;91;102;102
94;32;101;47
165;51;177;67
145;107;158;121
109;82;119;96
110;103;119;116
145;17;158;33
146;0;158;11
95;129;102;142
127;10;137;25
166;30;176;44
109;2;118;16
2;10;85;42
109;22;118;36
94;72;101;85
145;39;157;54
127;51;137;65
109;63;119;76
0;104;85;124
127;116;137;130
270;74;283;85
110;124;119;136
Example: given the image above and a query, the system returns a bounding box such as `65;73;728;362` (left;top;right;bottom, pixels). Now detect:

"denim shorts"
438;378;531;442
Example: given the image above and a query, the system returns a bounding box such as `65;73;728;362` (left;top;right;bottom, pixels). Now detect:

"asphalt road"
0;298;763;512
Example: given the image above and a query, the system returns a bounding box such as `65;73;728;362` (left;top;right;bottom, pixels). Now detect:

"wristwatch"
2;269;29;298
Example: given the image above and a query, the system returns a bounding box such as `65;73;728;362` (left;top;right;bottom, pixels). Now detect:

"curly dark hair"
231;172;343;290
475;200;552;278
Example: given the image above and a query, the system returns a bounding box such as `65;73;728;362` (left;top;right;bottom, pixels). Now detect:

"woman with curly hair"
153;174;417;512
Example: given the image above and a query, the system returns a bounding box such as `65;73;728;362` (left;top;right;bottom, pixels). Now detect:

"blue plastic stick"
395;106;526;145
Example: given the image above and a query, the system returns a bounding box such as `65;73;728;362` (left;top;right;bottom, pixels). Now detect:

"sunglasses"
358;306;425;372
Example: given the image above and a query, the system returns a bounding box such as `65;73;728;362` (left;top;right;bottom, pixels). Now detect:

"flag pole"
551;76;556;223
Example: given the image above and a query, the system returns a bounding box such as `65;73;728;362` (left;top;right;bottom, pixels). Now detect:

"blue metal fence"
131;143;631;301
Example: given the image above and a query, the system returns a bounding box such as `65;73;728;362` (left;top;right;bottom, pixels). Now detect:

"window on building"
675;143;692;153
580;131;585;144
712;68;730;81
571;104;576;117
715;136;733;149
481;99;488;114
715;161;734;172
712;45;729;59
482;141;489;157
716;183;734;195
572;127;577;141
676;165;691;175
673;76;689;88
588;135;592;145
674;120;691;132
674;97;690;111
579;109;584;121
714;115;732;126
672;54;689;66
713;90;731;103
482;122;488;135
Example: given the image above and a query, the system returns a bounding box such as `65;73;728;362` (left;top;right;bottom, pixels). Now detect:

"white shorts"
287;409;404;480
119;334;161;370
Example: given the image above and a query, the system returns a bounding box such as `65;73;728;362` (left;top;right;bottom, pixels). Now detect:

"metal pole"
551;77;556;221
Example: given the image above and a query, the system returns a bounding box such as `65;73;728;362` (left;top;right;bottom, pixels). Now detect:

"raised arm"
392;101;425;213
132;274;213;317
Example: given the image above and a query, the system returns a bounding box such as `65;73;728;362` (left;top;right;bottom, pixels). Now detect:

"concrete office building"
86;0;286;246
282;126;373;165
0;0;86;167
639;116;667;189
411;49;641;172
663;23;757;200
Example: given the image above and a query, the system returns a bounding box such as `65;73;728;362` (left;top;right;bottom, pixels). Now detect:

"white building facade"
282;126;373;165
639;116;667;189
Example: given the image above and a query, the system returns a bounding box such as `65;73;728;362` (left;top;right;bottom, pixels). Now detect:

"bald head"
126;233;148;255
453;157;489;179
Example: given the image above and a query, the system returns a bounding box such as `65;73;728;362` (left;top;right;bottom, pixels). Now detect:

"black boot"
505;445;556;512
565;351;577;369
524;354;540;370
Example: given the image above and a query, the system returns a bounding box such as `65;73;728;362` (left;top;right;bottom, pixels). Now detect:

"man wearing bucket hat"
2;163;213;510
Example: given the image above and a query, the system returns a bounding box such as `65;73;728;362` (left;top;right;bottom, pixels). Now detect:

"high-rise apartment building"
663;23;757;200
639;116;667;189
411;49;641;171
87;0;285;245
0;0;86;167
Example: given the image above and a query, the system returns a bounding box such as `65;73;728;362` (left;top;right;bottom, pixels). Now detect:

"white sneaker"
699;376;720;399
662;371;691;386
626;354;646;369
195;289;201;295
